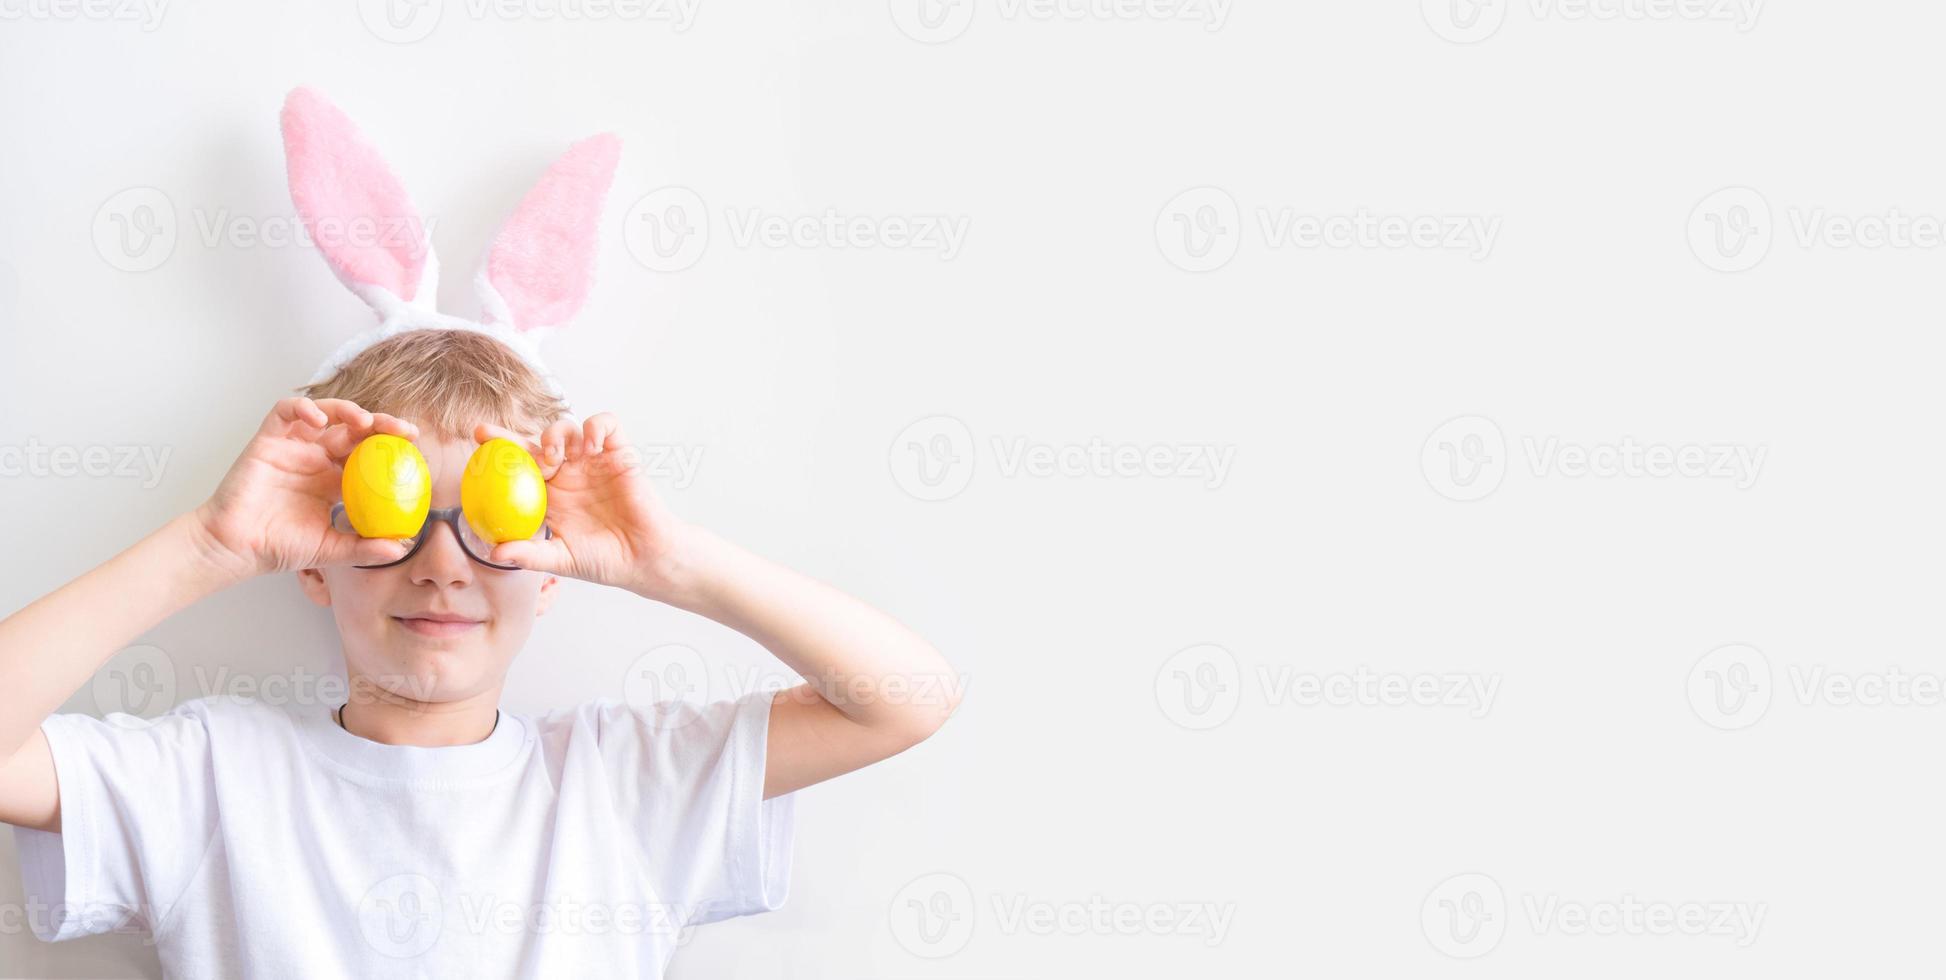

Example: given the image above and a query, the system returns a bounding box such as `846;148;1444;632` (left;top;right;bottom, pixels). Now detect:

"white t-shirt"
11;691;794;977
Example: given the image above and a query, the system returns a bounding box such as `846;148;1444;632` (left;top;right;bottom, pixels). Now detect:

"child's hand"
472;414;692;599
192;398;421;580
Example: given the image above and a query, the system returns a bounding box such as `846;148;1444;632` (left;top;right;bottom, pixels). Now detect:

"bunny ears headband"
280;86;620;419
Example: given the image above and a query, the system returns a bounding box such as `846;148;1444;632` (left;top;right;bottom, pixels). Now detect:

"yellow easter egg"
461;438;547;544
341;434;432;539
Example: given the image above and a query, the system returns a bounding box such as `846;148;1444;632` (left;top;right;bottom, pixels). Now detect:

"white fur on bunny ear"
475;133;620;336
281;86;439;322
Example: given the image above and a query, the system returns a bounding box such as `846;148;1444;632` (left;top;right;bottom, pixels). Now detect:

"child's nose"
408;519;475;586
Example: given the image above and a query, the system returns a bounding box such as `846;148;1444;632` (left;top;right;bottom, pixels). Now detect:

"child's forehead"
411;430;479;449
384;433;469;477
410;439;476;501
399;418;541;449
398;426;538;482
414;436;496;465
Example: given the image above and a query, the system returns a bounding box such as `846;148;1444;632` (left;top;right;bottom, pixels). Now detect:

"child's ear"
296;568;332;607
533;574;561;616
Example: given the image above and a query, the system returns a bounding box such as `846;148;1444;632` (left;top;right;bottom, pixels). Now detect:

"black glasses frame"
330;502;550;571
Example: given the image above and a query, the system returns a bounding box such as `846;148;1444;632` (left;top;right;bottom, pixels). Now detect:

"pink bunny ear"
476;133;621;333
280;87;434;317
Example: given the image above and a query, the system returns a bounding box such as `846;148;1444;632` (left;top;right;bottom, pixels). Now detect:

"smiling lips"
392;613;485;638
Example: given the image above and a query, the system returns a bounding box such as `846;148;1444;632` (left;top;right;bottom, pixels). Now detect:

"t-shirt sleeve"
10;705;218;942
593;690;796;926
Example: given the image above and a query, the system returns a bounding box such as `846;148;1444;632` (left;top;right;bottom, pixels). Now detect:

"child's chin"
366;662;485;704
367;644;494;694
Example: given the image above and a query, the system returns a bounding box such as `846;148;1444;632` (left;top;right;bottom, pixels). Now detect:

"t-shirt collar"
293;702;529;782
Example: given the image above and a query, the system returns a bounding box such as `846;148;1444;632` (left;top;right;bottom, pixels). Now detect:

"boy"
0;326;960;974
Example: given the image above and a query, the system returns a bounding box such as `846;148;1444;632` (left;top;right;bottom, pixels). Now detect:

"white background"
2;0;1941;975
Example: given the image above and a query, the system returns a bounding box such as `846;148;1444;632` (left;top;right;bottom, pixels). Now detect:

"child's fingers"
370;413;419;440
472;423;545;458
267;398;375;453
319;412;417;464
488;537;569;575
581;413;626;456
317;425;360;462
538;419;583;467
318;417;379;462
315;529;413;568
581;413;647;478
472;423;561;479
307;399;377;440
260;397;330;437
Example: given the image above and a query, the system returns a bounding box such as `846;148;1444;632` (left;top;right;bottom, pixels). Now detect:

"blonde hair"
296;329;570;442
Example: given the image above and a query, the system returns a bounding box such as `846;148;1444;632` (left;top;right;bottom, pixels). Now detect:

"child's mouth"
392;616;484;638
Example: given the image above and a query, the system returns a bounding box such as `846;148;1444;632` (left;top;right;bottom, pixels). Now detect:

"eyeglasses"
330;502;550;571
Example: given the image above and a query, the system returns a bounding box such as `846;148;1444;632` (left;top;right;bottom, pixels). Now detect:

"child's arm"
0;398;420;832
649;525;960;799
477;415;961;799
0;514;241;831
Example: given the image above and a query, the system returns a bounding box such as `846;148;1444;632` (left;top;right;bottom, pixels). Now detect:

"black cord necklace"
335;703;500;739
